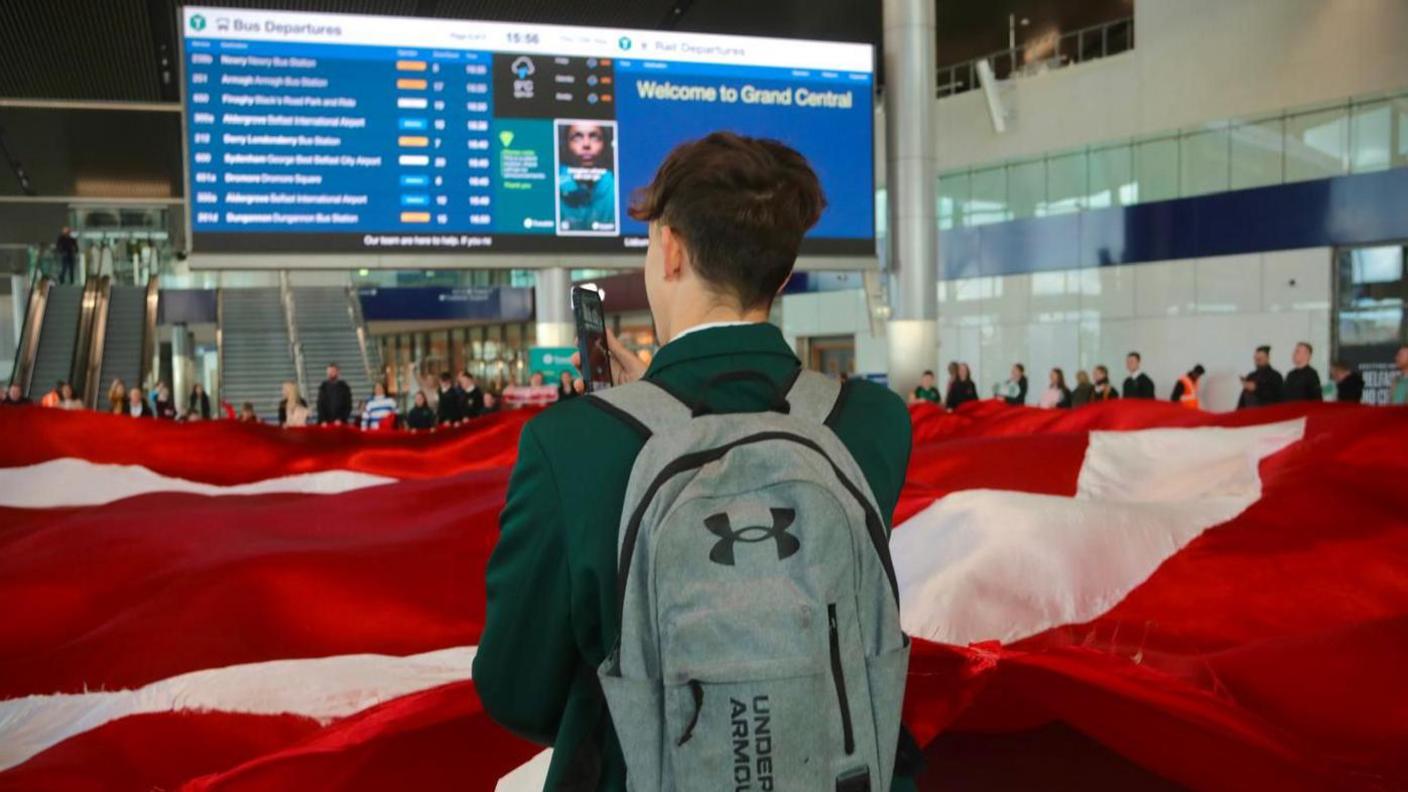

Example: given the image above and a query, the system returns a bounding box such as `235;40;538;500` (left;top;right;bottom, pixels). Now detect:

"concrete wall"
934;0;1408;170
937;247;1332;412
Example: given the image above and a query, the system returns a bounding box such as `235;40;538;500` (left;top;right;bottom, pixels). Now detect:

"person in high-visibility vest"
39;380;63;408
1170;364;1205;410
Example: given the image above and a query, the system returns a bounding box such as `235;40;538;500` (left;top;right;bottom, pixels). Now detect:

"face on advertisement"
567;124;605;168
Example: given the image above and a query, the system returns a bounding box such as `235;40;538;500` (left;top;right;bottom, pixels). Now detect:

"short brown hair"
629;132;825;310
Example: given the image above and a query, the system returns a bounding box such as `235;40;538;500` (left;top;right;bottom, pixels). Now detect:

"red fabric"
183;682;541;792
0;712;320;792
0;405;532;484
1;400;1405;789
0;468;508;697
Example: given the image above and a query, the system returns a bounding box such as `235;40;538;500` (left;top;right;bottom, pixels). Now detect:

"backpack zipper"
828;603;856;755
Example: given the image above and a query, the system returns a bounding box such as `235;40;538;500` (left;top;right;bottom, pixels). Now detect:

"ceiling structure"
0;0;1132;103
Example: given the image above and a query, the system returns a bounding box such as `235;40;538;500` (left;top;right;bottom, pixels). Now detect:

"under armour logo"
704;508;799;566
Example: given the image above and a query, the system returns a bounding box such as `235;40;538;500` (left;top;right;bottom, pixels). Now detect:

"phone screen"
573;286;612;392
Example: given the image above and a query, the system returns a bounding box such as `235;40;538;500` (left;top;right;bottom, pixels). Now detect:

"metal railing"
346;285;378;390
10;275;50;395
280;271;310;406
140;275;160;390
81;276;113;408
937;16;1133;98
69;276;104;398
215;287;225;407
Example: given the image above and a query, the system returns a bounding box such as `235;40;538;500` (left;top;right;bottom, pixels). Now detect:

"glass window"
1087;144;1133;209
1350;99;1393;173
1044;150;1087;215
1179;124;1230;197
938;172;969;230
1134;136;1179;203
1397;93;1408;165
1230;116;1284;190
1285;105;1348;182
1006;159;1044;220
1350;246;1404;285
1337;246;1406;348
967;166;1008;226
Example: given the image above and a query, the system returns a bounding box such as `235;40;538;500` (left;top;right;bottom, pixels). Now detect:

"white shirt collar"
668;320;758;344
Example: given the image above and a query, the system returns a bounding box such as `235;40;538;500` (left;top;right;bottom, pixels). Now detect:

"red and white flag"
1;400;1405;790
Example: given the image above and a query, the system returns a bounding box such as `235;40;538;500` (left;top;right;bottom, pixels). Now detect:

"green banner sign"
528;346;579;379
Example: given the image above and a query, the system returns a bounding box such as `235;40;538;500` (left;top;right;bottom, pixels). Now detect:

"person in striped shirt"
360;381;397;430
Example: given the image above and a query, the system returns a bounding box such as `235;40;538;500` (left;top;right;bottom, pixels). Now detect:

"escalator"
10;275;158;405
90;280;156;408
22;280;88;399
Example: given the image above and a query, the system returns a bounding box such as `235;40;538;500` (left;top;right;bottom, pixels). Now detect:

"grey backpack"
591;370;910;792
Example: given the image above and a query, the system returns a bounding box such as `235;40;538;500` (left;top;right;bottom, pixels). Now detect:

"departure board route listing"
182;5;875;256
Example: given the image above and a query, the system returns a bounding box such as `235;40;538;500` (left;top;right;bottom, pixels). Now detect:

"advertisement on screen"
179;7;875;258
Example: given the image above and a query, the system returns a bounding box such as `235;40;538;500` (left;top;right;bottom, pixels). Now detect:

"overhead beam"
0;98;180;112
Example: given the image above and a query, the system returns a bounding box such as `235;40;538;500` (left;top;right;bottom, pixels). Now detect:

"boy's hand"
571;329;647;391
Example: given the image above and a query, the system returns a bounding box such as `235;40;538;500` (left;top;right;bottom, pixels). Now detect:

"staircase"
97;285;146;404
220;288;297;421
27;285;83;399
292;287;377;421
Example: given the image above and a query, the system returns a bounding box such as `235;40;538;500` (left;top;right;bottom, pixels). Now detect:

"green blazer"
474;323;914;790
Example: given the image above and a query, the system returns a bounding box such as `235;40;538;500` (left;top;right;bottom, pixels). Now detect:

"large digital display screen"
179;7;875;258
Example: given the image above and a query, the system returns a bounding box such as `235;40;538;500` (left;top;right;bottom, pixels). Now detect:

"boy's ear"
661;225;686;282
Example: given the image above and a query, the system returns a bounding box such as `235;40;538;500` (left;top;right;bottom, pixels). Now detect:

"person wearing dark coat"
436;372;464;425
406;391;436;430
1122;352;1155;399
3;383;30;405
1070;370;1095;407
557;371;580;402
188;383;212;420
316;363;354;424
458;372;485;418
1330;361;1364;403
1238;345;1284;409
56;227;79;284
946;362;979;410
1003;364;1029;406
126;389;153;418
1282;342;1323;402
153;383;178;420
1091;365;1120;401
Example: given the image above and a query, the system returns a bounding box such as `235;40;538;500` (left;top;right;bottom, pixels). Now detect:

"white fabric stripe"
893;420;1305;646
0;458;396;508
497;749;554;791
0;646;475;772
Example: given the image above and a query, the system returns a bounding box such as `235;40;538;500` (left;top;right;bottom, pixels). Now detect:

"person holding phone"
475;132;917;790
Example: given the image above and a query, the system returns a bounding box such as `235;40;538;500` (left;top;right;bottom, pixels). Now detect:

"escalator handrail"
346;284;378;391
138;276;160;391
10;275;51;396
281;273;310;409
68;277;104;400
81;276;114;409
216;287;225;408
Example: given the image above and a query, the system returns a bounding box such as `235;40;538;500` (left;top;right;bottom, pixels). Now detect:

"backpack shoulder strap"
587;379;692;439
784;369;845;425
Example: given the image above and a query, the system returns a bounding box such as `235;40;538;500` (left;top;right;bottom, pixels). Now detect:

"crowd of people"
7;343;1407;422
911;343;1408;410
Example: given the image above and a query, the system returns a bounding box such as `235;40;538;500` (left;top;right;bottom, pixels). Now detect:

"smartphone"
572;286;613;393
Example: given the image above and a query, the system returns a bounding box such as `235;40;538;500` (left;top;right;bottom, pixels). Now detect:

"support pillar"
535;268;574;348
883;0;940;395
